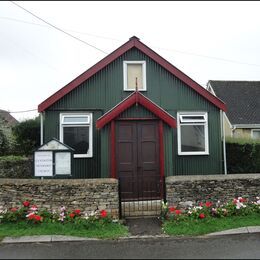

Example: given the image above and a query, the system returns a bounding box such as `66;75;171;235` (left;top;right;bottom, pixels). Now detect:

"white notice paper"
55;152;71;175
34;151;53;177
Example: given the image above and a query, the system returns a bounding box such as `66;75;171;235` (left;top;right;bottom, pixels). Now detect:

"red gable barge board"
38;36;226;112
96;91;176;129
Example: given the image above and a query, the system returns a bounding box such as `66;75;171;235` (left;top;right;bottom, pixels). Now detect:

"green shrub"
0;129;8;156
12;117;40;156
226;138;260;173
0;155;32;178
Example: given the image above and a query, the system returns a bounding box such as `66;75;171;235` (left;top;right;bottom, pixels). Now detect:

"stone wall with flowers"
0;178;119;218
166;174;260;208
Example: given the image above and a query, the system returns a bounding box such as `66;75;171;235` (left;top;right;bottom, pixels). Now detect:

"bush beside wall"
0;156;33;178
226;138;260;174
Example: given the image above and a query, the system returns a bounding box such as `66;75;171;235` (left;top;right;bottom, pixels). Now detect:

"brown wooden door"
116;121;160;201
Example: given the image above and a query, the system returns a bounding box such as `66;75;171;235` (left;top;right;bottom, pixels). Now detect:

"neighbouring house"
38;36;227;201
207;80;260;139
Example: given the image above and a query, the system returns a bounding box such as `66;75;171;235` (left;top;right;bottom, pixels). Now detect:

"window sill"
178;152;209;156
74;154;93;158
124;89;147;92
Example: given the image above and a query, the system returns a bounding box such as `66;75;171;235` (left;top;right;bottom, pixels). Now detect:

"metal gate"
118;176;166;218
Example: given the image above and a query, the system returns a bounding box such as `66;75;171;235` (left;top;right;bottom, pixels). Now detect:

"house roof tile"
208;80;260;125
0;110;18;126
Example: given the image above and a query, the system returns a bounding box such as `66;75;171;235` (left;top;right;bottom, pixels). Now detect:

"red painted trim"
110;120;116;179
134;41;227;112
38;40;135;112
159;121;164;180
117;117;157;121
96;92;176;129
38;37;226;112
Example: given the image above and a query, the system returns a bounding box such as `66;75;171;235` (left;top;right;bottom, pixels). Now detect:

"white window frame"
123;60;147;91
177;112;209;155
251;129;260;139
60;113;93;158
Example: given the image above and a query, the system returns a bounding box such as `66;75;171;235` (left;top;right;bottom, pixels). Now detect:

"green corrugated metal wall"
44;47;223;178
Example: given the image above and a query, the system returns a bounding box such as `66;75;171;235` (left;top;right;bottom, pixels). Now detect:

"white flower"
84;212;89;220
89;211;96;217
30;205;38;211
26;212;35;218
60;206;66;212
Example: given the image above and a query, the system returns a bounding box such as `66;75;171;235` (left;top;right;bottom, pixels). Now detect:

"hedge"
226;138;260;174
0;156;33;178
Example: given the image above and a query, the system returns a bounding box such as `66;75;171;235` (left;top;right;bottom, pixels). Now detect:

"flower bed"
0;199;117;226
162;196;260;222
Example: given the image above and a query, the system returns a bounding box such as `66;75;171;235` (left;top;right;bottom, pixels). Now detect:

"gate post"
163;176;167;204
118;178;122;219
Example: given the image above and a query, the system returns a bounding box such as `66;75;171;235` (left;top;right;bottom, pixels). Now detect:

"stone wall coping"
166;174;260;183
0;178;118;185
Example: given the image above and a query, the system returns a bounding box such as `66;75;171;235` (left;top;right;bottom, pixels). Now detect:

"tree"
12;116;40;156
0;128;8;156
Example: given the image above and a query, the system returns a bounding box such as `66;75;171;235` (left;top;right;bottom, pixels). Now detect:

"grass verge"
162;212;260;236
0;221;129;240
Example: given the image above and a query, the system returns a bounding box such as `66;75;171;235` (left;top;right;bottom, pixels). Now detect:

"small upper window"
60;113;93;158
177;112;209;155
123;61;146;91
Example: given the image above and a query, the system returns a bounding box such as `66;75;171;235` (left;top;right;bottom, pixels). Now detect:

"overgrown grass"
162;212;260;236
0;221;129;240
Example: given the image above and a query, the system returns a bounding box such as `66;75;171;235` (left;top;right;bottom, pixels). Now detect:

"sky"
1;1;260;121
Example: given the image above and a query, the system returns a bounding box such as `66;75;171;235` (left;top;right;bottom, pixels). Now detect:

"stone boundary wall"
0;178;119;218
166;174;260;208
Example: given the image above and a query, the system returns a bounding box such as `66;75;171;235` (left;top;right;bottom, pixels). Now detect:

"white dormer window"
123;61;146;91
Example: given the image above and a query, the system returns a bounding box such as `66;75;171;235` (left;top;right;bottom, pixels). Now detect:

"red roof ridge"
96;91;176;129
38;37;227;112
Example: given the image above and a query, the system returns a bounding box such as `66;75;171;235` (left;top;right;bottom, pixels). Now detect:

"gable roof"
0;109;18;126
96;91;176;129
208;80;260;125
38;36;227;112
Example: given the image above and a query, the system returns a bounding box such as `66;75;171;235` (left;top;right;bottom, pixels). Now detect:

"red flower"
175;210;181;215
100;210;107;218
28;213;35;220
73;209;81;215
169;206;176;213
199;213;205;219
69;213;75;218
205;201;213;208
23;201;30;207
233;199;238;204
10;207;18;212
239;197;247;203
199;202;203;207
34;215;42;221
